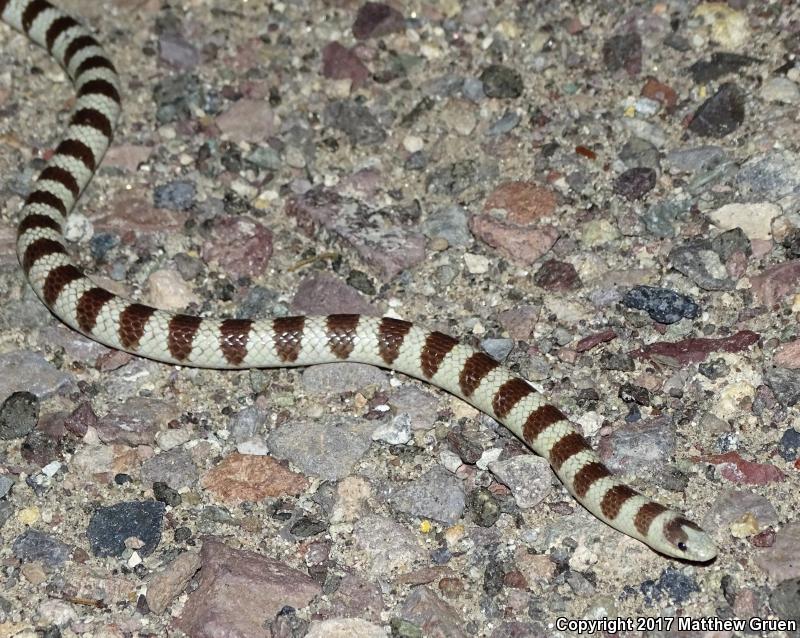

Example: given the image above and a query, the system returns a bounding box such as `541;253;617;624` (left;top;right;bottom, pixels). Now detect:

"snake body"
2;0;717;561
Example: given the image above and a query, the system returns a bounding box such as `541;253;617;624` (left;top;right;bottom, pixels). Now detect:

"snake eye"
678;541;688;552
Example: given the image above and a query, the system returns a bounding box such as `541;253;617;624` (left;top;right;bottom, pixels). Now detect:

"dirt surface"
1;0;800;636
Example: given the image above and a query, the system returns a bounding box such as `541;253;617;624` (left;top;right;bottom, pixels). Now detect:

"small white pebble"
63;212;93;242
463;253;489;274
439;449;463;473
127;551;142;568
403;135;424;153
476;448;503;470
41;461;62;478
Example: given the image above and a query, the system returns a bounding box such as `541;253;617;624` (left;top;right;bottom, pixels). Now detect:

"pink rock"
533;259;581;291
754;522;800;582
483;181;557;225
705;452;784;485
575;329;617;352
631;330;760;365
215;99;275;143
202;453;308;503
98;193;189;235
286;187;425;279
774;339;800;369
291;272;380;316
102;145;153;172
96;398;180;446
469;214;559;266
321;41;370;88
497;305;541;341
201;216;273;279
352;2;405;40
175;540;321;638
750;260;800;307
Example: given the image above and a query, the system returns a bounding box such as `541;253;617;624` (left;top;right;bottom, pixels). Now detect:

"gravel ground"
1;0;800;636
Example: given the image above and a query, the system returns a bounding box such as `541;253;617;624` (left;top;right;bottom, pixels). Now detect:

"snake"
1;0;718;561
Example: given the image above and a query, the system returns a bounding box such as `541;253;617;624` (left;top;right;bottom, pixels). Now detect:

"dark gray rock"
87;501;166;557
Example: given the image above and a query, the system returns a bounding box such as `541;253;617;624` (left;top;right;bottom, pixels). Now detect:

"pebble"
640;567;698;605
775;339;800;370
598;416;674;473
736;150;800;201
387;387;439;431
153;73;204;123
422;205;471;247
769;577;800;621
201;215;273;279
663;145;727;175
287;188;425;280
622;285;700;324
400;587;467;638
0;391;39;440
147;269;200;311
268;417;374;481
708;202;778;241
488;455;551;508
153;179;195;211
480;64;523;98
176;539;321;637
324;100;386;145
321;42;369;89
705;452;784;485
469;214;559;266
639;197;685;237
216;99;275;143
632;330;759;365
291;272;379;316
602;32;641;75
688;52;758;83
96;397;180;446
484;181;557;223
761;77;800;103
619;137;660;170
145;551;201;614
0;351;73;402
12;529;71;568
688;82;745;137
0;474;12;499
613;167;656;201
487;111;521;136
750;260;800;307
668;240;733;291
693;3;751;49
778;429;800;461
480;338;514;362
352;2;405;40
140;448;198;490
754;523;800;582
702;489;778;534
463;253;490;274
202;452;308;502
390;467;465;525
86;500;166;557
640;78;677;111
306;618;386;638
326;573;384;621
533;259;580;291
764;368;800;407
353;515;426;579
372;413;412;445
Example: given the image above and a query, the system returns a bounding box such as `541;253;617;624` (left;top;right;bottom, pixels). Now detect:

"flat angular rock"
175;540;321;638
390;466;465;524
202;453;308;503
268;418;374;482
87;500;165;557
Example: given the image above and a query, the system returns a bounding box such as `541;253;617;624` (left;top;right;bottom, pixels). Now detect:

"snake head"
663;516;717;562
